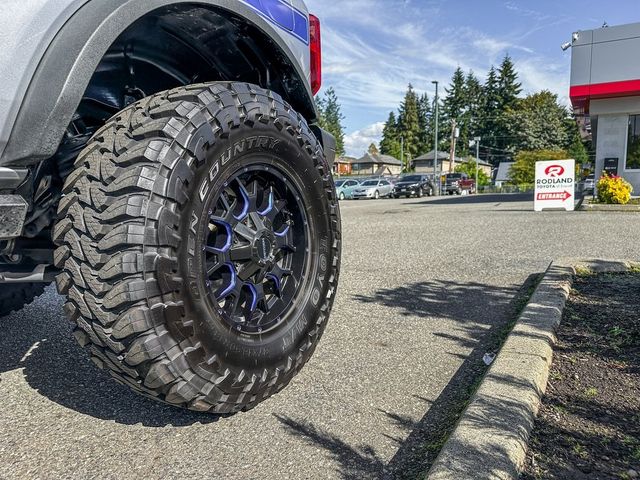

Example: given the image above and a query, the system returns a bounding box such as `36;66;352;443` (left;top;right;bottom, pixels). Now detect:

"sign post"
534;159;575;212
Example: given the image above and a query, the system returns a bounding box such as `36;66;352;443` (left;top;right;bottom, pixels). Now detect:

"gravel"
0;193;638;479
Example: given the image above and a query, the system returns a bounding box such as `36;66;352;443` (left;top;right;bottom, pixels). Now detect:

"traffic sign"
534;159;575;212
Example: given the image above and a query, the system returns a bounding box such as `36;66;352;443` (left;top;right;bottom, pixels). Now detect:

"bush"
509;149;569;185
597;173;633;204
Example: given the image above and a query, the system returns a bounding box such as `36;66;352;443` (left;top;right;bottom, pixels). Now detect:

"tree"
480;66;501;165
505;91;570;153
455;159;490;186
442;68;468;155
509;149;568;185
497;54;522;110
315;87;345;156
488;56;523;159
464;71;483;141
417;93;432;155
565;118;589;165
368;143;379;156
397;84;421;167
380;111;402;160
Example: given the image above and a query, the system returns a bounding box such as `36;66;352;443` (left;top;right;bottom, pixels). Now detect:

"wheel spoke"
234;222;257;241
237;261;261;281
230;244;252;262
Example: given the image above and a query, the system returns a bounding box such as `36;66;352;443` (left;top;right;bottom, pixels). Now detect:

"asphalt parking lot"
1;193;638;479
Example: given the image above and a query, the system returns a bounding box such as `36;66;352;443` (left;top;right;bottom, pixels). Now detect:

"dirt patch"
522;273;640;480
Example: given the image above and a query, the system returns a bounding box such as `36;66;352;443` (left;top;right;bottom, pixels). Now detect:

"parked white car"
351;179;394;199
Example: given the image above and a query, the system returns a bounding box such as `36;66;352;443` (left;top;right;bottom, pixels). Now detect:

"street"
1;194;638;479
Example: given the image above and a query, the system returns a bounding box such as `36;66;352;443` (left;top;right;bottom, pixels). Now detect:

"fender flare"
2;0;315;165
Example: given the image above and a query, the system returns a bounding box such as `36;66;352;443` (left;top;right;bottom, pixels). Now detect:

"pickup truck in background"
444;173;476;195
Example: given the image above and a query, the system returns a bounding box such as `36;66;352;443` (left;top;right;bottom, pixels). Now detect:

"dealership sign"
534;159;575;212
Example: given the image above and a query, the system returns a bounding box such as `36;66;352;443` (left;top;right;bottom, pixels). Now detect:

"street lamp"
431;80;439;194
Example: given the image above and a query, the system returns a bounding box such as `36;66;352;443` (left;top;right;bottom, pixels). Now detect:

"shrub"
597;173;633;205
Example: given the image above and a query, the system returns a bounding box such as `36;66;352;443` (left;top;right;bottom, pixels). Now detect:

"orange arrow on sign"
536;191;572;201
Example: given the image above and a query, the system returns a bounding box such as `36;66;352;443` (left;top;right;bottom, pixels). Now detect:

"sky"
304;0;636;157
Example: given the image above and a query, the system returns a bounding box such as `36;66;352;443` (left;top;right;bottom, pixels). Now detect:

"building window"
627;114;640;170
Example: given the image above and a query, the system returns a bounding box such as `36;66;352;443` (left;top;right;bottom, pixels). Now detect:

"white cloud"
343;122;385;157
307;0;575;135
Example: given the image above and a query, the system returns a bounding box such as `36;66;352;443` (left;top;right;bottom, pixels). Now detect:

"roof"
353;153;402;166
412;151;491;166
495;162;515;181
336;156;357;164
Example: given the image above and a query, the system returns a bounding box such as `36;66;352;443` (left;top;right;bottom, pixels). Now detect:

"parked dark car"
392;174;436;198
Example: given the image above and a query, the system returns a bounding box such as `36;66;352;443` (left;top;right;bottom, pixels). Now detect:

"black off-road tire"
0;283;46;317
53;82;341;414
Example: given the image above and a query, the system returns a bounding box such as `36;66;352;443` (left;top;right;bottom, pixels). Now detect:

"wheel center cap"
255;233;273;261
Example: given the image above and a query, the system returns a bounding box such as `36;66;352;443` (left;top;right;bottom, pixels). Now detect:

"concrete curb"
580;203;640;212
427;259;640;480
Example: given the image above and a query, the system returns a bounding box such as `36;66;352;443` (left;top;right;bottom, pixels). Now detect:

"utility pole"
449;120;457;173
431;80;439;194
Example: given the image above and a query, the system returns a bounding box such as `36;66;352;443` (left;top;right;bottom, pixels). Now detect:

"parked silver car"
351;179;394;199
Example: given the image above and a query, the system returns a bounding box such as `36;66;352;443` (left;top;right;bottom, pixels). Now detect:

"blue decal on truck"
241;0;309;44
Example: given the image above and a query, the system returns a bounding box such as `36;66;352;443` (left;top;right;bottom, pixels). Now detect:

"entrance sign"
534;159;575;212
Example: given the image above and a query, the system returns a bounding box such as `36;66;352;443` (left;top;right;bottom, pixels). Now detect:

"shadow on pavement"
413;192;533;206
0;287;220;427
275;276;540;478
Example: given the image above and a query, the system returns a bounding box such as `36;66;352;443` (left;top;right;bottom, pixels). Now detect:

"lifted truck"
0;0;340;415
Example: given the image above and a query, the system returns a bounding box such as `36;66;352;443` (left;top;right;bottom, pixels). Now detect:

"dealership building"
570;21;640;193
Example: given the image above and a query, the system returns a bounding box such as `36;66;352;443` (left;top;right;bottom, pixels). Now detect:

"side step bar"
0;264;58;283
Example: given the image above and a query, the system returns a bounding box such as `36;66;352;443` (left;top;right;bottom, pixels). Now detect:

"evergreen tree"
417;93;432;155
497;54;522;109
442;67;469;156
397;84;421;167
491;55;523;160
480;66;501;165
314;87;345;156
368;143;380;156
380;111;402;160
464;71;483;141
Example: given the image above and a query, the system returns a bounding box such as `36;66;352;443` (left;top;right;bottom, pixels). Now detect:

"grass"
583;387;598;398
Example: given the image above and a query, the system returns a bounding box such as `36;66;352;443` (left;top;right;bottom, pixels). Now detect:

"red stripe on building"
571;79;640;102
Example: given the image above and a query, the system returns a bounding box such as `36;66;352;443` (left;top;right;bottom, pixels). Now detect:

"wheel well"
74;4;315;135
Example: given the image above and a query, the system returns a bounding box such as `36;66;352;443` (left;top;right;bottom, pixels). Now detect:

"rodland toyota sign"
534;159;575;212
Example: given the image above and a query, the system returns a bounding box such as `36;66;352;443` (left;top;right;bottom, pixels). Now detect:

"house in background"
412;151;492;176
334;157;354;176
494;162;514;187
351;153;402;176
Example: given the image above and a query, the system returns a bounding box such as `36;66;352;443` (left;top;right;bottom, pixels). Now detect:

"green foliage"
368;143;379;156
504;91;570;153
509;149;568;185
417;93;432;155
455;159;490;186
597;173;633;204
380;111;402;160
442;67;468;155
497;54;522;109
397;84;421;166
315;87;345;156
